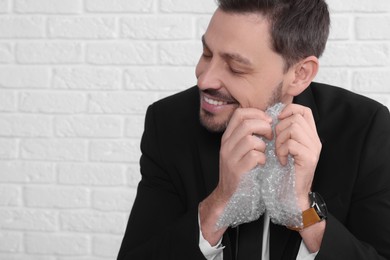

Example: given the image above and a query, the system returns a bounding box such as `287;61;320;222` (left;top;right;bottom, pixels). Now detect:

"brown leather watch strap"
288;207;321;231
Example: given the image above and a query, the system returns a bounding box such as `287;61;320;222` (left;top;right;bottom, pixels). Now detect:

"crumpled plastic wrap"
216;103;302;229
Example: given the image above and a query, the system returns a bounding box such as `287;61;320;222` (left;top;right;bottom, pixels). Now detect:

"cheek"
232;79;270;109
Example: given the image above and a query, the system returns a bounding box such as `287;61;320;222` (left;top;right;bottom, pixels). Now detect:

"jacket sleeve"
317;105;390;259
117;104;207;260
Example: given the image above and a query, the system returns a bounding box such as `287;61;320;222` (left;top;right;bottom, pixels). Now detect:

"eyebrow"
201;35;253;66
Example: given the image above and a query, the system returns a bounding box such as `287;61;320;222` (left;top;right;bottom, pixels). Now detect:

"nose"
196;58;223;91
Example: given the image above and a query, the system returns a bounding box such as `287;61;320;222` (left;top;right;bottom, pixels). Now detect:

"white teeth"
204;96;228;106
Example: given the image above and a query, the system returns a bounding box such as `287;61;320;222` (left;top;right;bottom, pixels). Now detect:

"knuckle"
304;107;312;115
241;119;251;130
220;146;230;160
234;108;245;120
245;134;254;144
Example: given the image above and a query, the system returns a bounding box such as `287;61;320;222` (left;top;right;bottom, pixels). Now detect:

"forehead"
204;9;273;57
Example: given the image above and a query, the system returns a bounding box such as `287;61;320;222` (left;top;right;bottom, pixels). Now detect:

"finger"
236;134;267;155
222;131;267;165
276;137;320;169
223;108;272;142
239;149;267;169
276;139;304;166
275;113;310;137
278;104;317;132
223;118;273;153
276;121;307;150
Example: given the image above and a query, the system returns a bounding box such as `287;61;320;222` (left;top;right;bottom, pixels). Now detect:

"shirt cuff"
198;213;224;259
297;240;318;260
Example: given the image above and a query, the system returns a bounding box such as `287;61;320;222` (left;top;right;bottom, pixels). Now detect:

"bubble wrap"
216;103;302;228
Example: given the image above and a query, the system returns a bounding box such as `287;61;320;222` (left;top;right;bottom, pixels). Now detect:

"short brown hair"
216;0;330;70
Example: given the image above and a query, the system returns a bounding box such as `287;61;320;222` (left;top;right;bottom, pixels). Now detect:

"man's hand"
276;104;322;209
217;108;273;202
199;107;272;245
276;104;324;252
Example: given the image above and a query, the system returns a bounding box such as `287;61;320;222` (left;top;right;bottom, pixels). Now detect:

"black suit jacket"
118;82;390;260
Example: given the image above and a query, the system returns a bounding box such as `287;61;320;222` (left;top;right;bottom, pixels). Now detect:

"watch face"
310;192;328;219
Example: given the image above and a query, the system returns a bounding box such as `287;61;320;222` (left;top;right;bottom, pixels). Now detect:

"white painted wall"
0;0;389;259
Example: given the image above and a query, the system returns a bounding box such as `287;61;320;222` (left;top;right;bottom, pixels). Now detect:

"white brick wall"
0;0;389;259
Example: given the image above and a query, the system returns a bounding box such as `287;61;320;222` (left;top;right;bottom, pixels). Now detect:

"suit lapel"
270;222;302;260
196;119;222;197
293;84;321;124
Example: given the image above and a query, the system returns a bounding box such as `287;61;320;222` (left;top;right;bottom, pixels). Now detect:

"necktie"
230;216;264;260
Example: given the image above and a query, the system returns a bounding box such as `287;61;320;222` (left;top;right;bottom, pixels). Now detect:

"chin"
199;110;230;133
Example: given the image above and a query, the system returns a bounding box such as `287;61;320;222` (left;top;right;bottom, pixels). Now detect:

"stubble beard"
199;82;283;133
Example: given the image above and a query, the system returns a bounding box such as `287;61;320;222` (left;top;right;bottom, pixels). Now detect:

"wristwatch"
290;192;328;231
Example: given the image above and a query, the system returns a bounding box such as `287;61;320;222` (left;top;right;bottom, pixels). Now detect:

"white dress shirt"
199;211;318;260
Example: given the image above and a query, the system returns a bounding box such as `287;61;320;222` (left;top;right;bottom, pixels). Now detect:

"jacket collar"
293;83;321;124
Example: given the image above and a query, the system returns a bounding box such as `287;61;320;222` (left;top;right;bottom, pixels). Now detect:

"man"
118;0;390;259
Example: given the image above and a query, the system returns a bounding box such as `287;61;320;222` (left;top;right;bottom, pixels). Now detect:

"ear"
286;56;319;96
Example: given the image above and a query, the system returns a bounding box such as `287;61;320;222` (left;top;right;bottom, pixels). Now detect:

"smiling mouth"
204;96;228;106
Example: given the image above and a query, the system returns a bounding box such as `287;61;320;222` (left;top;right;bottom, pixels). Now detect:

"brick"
90;140;140;163
0;232;22;253
53;67;121;90
126;164;142;187
0;115;52;137
16;42;82;64
21;139;87;162
0;16;44;38
0;185;21;206
327;0;390;12
161;0;216;13
92;235;122;257
157;91;178;101
0;162;55;183
320;42;390;67
0;139;17;159
159;41;202;65
0;255;56;260
123;67;194;91
24;186;89;208
0;91;16;112
19;92;86;113
92;188;136;212
55;255;102;260
86;42;155;65
0;67;50;88
55;116;122;138
121;16;193;40
356;16;390;40
58;163;126;186
329;15;351;40
314;68;350;90
124;115;144;138
48;17;117;39
88;91;158;114
85;0;153;13
25;233;88;255
0;43;13;63
0;0;8;12
60;211;127;234
0;209;57;231
353;70;390;93
15;0;82;14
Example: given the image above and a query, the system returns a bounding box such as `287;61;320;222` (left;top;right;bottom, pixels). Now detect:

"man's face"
196;9;294;132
